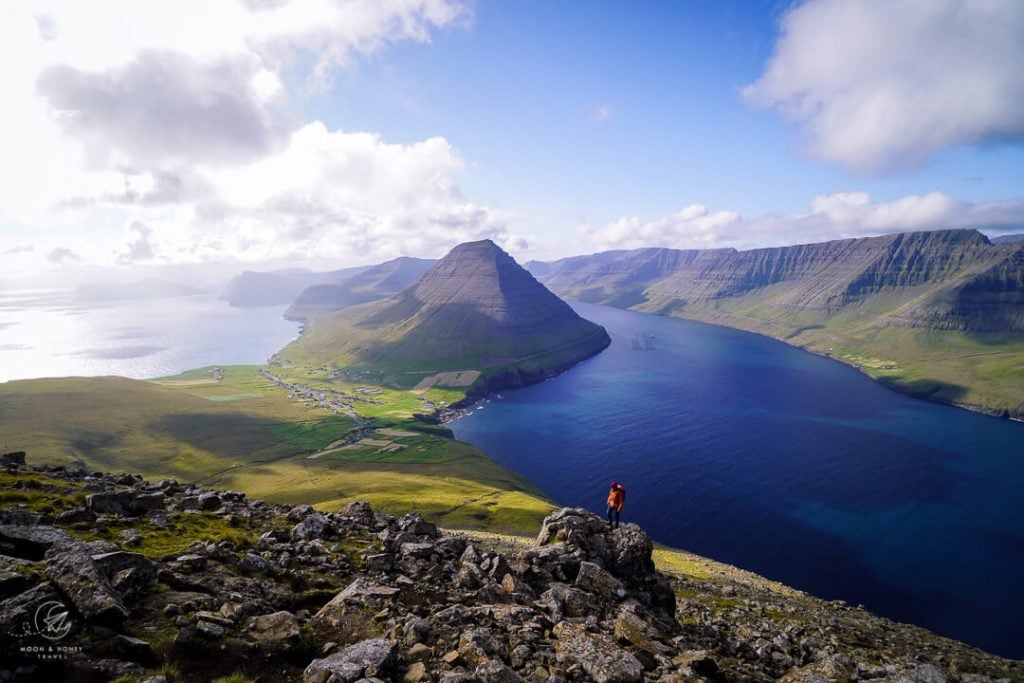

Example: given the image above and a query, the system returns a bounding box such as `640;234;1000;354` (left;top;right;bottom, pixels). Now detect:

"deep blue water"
451;302;1024;659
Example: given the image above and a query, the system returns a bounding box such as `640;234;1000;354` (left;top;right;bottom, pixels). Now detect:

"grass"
0;365;554;534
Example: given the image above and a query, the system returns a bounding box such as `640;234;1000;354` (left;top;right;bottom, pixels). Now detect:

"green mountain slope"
528;229;1024;417
278;239;611;389
284;256;436;320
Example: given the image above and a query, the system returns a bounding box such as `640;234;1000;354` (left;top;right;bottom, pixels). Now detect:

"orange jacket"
607;485;625;511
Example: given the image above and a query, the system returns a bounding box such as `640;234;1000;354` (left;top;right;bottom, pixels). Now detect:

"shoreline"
614;304;1024;423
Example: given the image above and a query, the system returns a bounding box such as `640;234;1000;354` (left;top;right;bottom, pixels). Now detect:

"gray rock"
474;660;528;682
0;451;26;467
239;552;274;573
0;524;74;558
249;610;301;648
46;548;129;625
339;500;376;526
554;621;644;683
303;638;396;683
197;491;221;511
400;542;436;559
292;512;329;541
86;490;164;515
575;560;625;601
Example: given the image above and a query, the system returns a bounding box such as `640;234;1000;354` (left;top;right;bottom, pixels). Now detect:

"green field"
0;365;553;533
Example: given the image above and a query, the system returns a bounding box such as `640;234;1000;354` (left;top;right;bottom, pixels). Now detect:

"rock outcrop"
1;457;1021;682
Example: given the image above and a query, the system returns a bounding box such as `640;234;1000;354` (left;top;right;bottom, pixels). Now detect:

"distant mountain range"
528;229;1024;417
220;266;370;307
991;233;1024;245
284;257;436;321
276;240;610;390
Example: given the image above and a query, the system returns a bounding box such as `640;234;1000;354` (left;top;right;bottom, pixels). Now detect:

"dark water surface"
451;302;1024;658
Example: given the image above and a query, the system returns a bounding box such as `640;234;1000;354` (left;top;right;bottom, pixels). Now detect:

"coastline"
618;305;1024;423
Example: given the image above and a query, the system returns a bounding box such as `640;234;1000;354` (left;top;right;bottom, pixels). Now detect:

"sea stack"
278;239;611;389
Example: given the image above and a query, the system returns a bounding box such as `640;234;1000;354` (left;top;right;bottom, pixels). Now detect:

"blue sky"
2;0;1023;274
309;1;1023;224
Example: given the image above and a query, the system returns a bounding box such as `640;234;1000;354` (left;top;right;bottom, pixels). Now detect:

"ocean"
0;289;300;382
450;302;1024;658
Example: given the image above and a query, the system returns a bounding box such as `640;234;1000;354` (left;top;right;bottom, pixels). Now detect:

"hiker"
606;481;626;528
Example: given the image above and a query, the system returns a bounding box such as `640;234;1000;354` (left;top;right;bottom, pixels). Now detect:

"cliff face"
530;230;1024;331
2;458;1020;682
279;240;610;385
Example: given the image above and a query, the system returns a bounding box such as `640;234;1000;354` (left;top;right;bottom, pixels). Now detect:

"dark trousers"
607;506;620;527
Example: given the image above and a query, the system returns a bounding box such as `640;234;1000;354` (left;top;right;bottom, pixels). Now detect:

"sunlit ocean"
0;289;300;382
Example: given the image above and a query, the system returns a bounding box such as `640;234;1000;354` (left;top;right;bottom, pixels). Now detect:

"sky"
2;0;1023;280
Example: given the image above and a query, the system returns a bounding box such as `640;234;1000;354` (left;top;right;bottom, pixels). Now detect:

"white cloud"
745;0;1024;172
578;192;1024;252
0;1;505;274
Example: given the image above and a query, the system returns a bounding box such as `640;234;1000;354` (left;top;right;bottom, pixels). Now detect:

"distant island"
527;228;1024;418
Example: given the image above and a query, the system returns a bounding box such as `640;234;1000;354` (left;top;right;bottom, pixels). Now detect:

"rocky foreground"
0;452;1020;683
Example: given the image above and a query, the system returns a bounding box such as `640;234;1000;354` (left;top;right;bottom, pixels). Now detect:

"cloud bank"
745;0;1024;172
1;0;528;273
578;192;1024;252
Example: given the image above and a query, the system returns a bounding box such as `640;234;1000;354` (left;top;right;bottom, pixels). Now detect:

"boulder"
575;560;626;601
0;524;74;559
538;584;593;621
312;578;400;630
86;490;164;516
46;548;129;625
554;621;644;683
197;491;221;511
457;626;506;667
339;501;376;527
93;551;157;600
474;661;528;682
303;638;396;683
249;610;301;649
0;451;26;468
398;513;439;538
292;512;330;541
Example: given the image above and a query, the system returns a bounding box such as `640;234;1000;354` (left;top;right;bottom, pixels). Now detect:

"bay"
451;302;1024;658
0;289;299;382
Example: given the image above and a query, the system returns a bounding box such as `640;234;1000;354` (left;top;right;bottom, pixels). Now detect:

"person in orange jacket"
607;481;626;528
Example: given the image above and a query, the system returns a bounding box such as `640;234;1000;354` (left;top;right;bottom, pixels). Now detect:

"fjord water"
0;290;300;382
451;302;1024;658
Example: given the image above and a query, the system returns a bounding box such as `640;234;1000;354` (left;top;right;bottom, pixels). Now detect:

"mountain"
74;278;205;302
284;257;436;321
527;229;1024;417
277;240;610;389
991;233;1024;244
220;266;369;307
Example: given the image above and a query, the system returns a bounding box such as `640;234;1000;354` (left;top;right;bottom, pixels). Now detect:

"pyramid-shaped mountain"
277;240;610;387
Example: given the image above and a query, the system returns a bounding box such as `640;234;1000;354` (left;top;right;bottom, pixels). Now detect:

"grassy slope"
0;365;553;532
